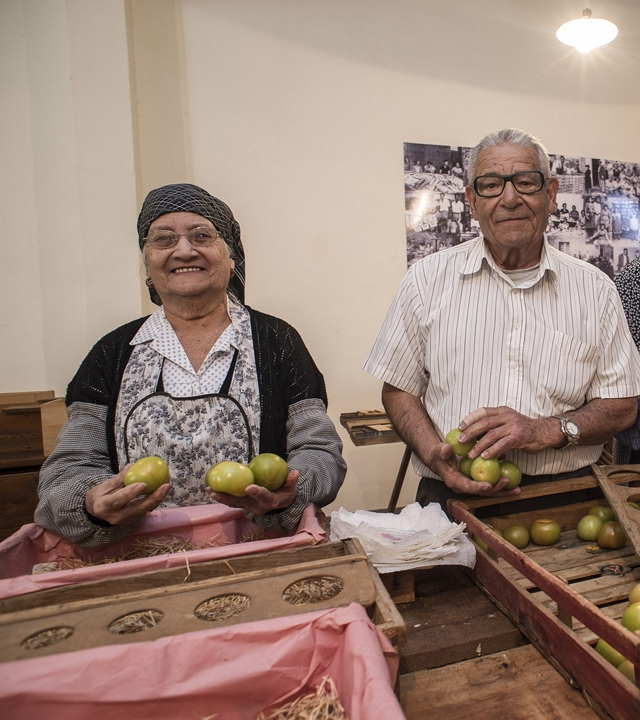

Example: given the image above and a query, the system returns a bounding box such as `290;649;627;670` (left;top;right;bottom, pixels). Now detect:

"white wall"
0;0;141;396
179;0;640;513
2;0;639;514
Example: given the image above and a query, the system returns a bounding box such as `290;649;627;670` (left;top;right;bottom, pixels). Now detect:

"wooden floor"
394;566;602;719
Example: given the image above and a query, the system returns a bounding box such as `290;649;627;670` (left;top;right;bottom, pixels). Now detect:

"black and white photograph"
405;142;640;278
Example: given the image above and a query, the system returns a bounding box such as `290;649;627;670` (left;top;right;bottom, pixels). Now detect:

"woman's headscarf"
137;183;246;305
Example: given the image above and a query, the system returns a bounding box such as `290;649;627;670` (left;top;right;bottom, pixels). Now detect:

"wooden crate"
449;464;640;720
0;539;405;663
0;391;68;467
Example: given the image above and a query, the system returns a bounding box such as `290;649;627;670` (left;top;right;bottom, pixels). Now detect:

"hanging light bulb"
556;7;618;53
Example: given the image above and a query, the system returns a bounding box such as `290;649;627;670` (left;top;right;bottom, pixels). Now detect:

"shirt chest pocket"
541;330;600;407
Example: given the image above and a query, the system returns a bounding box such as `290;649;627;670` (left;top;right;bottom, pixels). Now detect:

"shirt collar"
460;234;558;294
131;298;244;372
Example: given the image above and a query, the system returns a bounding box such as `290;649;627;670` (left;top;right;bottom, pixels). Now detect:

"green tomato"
577;515;603;542
597;521;626;550
621;602;640;632
618;660;637;686
627;501;640;512
629;583;640;605
502;524;530;549
469;456;501;485
205;461;254;497
248;453;288;491
123;456;170;495
500;461;522;490
529;518;561;546
588;505;615;523
459;456;473;478
445;428;476;457
595;638;626;667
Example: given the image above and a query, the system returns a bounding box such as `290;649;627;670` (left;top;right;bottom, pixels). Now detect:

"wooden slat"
399;645;602;720
0;391;55;406
591;464;640;561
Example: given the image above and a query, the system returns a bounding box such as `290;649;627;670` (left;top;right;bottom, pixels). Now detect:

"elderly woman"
35;184;347;547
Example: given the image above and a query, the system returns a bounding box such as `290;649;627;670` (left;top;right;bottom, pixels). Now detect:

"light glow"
556;8;618;54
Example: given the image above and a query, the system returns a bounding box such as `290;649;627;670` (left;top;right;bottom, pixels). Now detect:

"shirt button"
510;362;518;369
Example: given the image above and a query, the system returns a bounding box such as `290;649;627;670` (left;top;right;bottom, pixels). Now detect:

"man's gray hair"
467;128;551;184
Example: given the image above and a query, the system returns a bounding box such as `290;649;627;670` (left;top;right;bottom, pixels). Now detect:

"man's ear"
465;185;478;220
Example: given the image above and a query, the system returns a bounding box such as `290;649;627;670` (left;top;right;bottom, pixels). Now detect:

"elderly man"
364;128;640;513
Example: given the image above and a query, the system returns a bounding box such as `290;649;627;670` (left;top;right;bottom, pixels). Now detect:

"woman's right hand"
84;465;171;526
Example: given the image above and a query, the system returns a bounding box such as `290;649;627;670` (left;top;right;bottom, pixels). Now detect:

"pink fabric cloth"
0;603;404;720
0;503;325;599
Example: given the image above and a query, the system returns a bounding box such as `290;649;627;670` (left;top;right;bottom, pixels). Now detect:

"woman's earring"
145;277;154;288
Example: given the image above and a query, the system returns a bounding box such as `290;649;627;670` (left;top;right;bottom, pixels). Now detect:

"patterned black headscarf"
138;183;246;305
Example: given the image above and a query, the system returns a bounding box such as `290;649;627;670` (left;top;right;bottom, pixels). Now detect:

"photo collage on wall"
404;142;640;279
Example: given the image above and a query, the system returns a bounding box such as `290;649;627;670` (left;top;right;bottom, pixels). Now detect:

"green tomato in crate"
248;453;289;491
629;583;640;605
597;521;626;550
621;602;640;632
529;518;561;546
205;461;254;497
618;661;637;686
123;456;170;494
588;505;615;523
502;524;529;549
576;515;603;542
595;638;626;668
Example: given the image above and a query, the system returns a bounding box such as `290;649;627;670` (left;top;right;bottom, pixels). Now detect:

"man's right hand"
84;465;171;526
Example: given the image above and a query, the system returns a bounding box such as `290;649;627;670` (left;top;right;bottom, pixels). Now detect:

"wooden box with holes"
0;538;405;663
449;464;640;720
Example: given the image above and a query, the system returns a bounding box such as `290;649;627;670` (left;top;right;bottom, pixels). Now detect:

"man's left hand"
458;406;558;459
206;469;299;515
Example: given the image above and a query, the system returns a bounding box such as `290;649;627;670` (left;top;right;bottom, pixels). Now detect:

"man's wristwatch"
553;415;580;448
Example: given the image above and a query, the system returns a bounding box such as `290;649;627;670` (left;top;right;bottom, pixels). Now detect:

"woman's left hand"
205;469;299;514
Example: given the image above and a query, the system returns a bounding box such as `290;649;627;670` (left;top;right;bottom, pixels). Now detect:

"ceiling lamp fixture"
556;7;618;53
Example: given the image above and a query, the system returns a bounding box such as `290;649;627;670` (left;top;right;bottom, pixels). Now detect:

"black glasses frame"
473;170;546;198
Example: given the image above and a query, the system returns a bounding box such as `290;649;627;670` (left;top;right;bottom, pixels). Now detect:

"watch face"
566;420;579;437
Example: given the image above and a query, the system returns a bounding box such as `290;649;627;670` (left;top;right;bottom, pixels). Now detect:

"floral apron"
115;345;254;507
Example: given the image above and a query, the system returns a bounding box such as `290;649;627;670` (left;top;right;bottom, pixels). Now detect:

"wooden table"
395;566;601;719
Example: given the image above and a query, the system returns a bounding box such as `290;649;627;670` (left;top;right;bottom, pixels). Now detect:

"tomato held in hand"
499;461;522;490
445;428;476;457
248;453;288;491
123;456;170;495
205;461;254;497
470;457;501;485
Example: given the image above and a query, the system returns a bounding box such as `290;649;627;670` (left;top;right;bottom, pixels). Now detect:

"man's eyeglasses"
473;171;546;198
144;227;222;250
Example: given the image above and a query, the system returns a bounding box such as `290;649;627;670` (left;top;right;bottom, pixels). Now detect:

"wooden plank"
396;566;526;674
0;542;349;613
399;645;602;720
0;391;55;406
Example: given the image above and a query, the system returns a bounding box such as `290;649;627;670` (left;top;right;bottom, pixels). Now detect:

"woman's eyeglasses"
144;227;222;250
